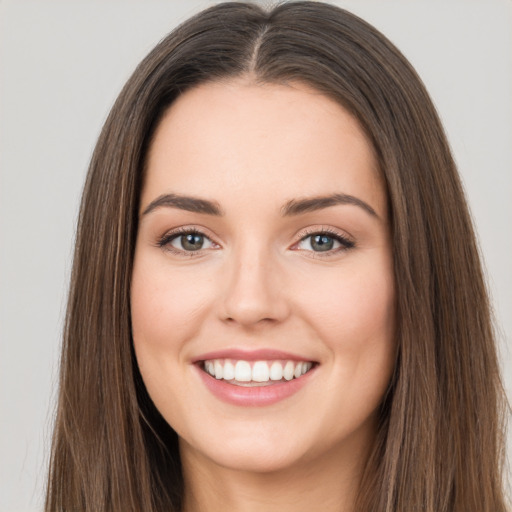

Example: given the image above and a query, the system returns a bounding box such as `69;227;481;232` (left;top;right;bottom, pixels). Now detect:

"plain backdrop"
0;1;510;510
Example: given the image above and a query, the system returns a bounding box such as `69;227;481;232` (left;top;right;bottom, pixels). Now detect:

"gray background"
1;1;510;510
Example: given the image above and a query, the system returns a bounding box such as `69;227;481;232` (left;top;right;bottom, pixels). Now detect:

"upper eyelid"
160;225;217;242
294;226;354;244
159;225;351;240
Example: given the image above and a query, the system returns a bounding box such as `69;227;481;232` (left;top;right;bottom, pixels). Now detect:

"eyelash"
156;227;217;258
156;226;355;258
293;227;355;258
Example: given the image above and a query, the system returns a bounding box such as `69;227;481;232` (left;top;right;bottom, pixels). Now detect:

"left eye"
165;232;216;252
296;233;352;252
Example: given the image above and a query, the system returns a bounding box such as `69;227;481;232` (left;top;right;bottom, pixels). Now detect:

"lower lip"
195;364;316;407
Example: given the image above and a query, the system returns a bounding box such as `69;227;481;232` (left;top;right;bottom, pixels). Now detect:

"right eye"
158;229;218;255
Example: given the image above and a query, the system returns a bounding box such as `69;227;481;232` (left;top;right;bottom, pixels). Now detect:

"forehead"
142;79;386;218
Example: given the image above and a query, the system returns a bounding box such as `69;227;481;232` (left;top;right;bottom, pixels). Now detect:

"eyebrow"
281;193;378;218
142;193;224;216
141;192;378;219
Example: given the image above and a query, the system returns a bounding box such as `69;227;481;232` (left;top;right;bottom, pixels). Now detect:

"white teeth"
270;361;283;381
214;360;223;380
252;361;270;382
283;361;295;381
203;358;314;384
205;361;215;376
234;360;252;382
223;360;235;380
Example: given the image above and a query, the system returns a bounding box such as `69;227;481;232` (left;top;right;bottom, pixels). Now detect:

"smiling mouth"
201;359;316;386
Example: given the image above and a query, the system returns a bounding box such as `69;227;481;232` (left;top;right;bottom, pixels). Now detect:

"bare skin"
131;78;396;512
181;414;375;512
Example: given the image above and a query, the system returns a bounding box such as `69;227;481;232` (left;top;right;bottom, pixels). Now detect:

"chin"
193;441;307;474
178;421;315;474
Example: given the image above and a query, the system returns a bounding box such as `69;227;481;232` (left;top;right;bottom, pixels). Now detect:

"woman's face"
131;79;396;473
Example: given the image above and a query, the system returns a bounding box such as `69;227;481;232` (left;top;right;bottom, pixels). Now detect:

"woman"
45;2;509;511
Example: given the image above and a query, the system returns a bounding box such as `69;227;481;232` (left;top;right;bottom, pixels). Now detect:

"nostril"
222;315;278;326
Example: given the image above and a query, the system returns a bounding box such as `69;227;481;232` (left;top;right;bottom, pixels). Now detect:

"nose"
219;243;290;327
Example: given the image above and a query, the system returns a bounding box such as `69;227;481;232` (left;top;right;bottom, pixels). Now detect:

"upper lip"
191;348;317;363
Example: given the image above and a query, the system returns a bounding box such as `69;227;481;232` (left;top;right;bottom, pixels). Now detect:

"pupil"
182;233;203;250
312;234;333;251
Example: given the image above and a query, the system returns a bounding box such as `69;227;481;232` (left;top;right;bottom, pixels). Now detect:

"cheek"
130;257;219;436
291;258;396;443
299;261;395;341
295;255;396;388
131;259;211;350
129;256;214;401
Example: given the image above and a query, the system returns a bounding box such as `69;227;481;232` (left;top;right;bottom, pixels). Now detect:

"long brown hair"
45;2;509;510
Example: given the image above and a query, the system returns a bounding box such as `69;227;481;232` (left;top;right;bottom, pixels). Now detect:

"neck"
180;435;373;512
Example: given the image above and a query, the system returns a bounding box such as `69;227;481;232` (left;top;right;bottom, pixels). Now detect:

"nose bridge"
220;235;288;326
